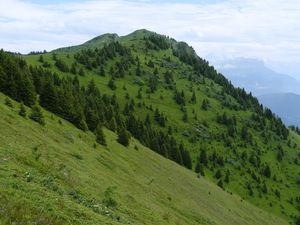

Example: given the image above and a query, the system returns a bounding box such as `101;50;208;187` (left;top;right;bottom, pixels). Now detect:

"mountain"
259;93;300;126
213;58;300;126
213;58;300;96
0;29;300;224
0;92;287;225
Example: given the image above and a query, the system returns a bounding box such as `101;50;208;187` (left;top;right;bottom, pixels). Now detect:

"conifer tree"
99;65;105;77
199;147;208;166
5;97;13;107
19;102;26;117
79;68;85;76
30;104;45;125
108;78;116;90
117;126;130;147
95;125;106;146
191;91;196;103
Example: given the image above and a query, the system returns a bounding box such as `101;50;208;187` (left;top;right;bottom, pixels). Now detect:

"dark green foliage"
191;91;196;104
19;102;26;117
95;125;106;146
182;112;188;122
30;104;45;125
39;80;58;113
154;108;166;127
144;34;170;50
164;70;173;85
79;68;85;76
117;126;130;147
148;74;158;93
99;65;105;76
224;171;230;183
217;179;223;189
262;182;268;193
38;55;44;63
5;97;13;107
108;78;116;90
215;169;222;179
54;58;69;72
199;147;208;166
195;162;205;176
262;165;271;178
201;99;209;110
70;63;77;74
174;89;185;106
0;50;36;106
296;216;300;225
277;145;284;161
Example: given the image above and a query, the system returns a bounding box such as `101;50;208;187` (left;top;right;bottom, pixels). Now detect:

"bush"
117;127;130;147
95;126;106;146
19;102;26;117
29;104;45;125
5;97;13;107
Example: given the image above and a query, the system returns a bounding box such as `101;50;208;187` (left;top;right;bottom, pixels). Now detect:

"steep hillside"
0;92;287;225
1;29;299;224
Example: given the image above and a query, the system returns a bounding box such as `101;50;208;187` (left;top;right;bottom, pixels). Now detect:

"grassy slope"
24;38;300;224
0;93;289;225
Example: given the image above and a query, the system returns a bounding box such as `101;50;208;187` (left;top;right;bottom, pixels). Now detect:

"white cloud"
0;0;299;75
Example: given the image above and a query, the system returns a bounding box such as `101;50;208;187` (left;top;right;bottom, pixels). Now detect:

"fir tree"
30;104;45;125
108;78;116;90
79;68;85;76
95;125;106;146
117;126;130;147
19;102;26;117
5;97;13;107
191;91;196;103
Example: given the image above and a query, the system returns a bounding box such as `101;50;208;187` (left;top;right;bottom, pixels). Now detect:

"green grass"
22;30;300;224
0;93;289;225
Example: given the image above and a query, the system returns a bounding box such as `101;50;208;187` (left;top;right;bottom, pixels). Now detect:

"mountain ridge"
1;30;299;224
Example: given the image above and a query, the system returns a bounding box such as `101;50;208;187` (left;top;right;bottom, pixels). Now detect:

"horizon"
0;0;299;78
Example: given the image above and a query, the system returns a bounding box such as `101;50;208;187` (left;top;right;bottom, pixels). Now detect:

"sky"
0;0;299;78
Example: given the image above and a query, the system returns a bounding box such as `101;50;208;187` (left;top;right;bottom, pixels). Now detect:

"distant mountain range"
213;58;300;96
213;58;300;126
259;93;300;126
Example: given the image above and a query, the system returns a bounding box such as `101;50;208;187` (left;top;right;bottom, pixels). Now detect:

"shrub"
5;97;13;107
18;102;26;117
29;104;45;125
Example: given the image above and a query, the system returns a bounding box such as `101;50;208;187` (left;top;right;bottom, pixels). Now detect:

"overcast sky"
0;0;299;77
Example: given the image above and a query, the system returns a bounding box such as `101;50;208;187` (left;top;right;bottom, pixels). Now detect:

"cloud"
0;0;299;75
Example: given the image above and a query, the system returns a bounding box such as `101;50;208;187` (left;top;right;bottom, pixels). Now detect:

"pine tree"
95;125;106;146
215;169;222;179
79;68;85;76
4;97;13;107
117;126;130;147
108;78;116;90
40;81;57;113
217;179;224;189
19;102;26;117
71;63;77;74
99;65;105;77
199;147;208;166
30;104;45;125
136;60;141;76
201;99;209;110
191;91;196;103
